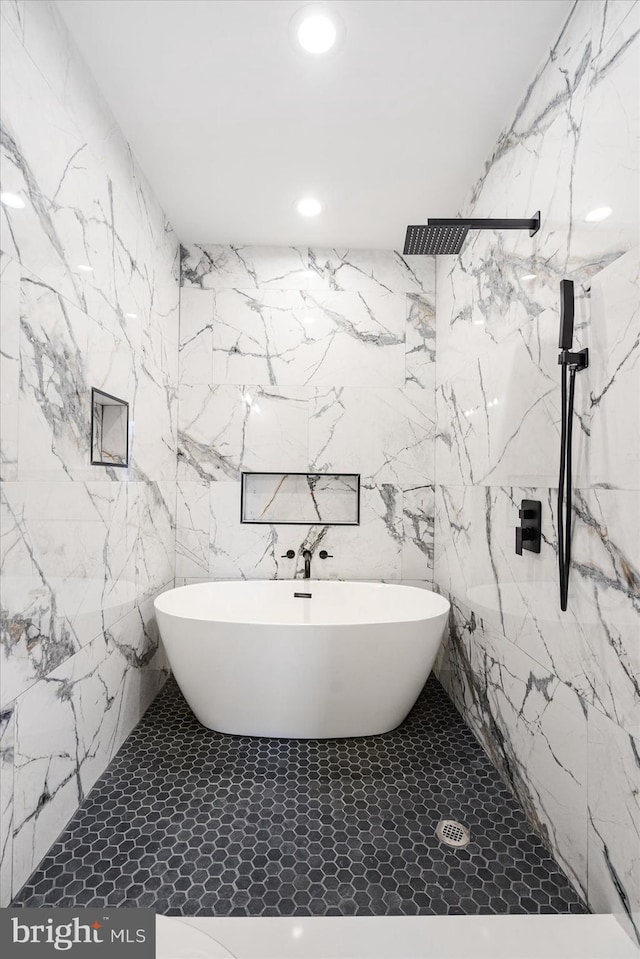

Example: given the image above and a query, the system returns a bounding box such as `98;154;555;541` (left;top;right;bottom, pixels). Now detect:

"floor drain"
436;819;470;848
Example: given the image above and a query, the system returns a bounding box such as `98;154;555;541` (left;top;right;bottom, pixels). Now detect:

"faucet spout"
302;549;312;579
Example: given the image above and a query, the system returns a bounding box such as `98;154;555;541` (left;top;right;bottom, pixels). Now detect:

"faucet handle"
319;550;333;559
281;549;295;559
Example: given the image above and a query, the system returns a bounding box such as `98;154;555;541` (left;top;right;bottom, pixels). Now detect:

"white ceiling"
57;0;571;249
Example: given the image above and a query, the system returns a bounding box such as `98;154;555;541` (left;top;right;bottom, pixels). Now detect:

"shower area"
0;0;638;950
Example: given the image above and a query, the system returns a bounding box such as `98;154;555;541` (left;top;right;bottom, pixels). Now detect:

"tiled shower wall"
177;246;435;584
0;1;178;903
433;0;639;941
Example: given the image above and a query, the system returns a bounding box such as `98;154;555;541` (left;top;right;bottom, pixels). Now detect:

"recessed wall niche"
91;388;130;467
241;472;360;525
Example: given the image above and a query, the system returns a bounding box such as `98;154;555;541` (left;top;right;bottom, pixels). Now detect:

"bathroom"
0;0;638;955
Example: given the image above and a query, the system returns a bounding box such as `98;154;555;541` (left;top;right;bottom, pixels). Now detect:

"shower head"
403;212;541;256
559;279;575;349
403;224;469;256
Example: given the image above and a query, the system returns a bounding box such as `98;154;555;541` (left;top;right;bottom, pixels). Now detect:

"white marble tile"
434;484;640;739
179;287;214;386
175;481;210;578
308;248;436;295
1;0;25;43
209;481;302;580
327;484;403;581
0;704;14;906
103;593;170;759
178;384;309;482
402;485;435;581
437;596;588;900
211;289;406;388
0;481;137;706
310;385;434;488
11;609;168;897
135;481;175;603
587;704;640;945
208;481;403;582
0;253;20;481
12;635;124;895
587;247;639;491
181;244;315;290
406;292;436;387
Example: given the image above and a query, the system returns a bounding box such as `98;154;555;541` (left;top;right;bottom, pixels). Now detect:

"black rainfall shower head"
403;212;541;256
404;224;469;256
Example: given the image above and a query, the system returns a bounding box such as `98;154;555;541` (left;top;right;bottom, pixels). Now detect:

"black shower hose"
557;363;577;611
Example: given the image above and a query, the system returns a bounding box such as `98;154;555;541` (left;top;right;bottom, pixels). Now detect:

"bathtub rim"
154;580;450;628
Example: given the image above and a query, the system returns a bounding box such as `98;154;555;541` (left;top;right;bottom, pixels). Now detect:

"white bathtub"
154;581;450;738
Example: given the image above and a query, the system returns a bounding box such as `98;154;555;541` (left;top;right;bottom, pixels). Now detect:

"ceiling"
57;0;571;249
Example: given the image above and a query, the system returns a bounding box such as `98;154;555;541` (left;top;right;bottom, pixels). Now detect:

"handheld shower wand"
557;280;588;611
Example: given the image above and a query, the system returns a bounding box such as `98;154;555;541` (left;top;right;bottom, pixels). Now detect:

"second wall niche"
241;473;360;525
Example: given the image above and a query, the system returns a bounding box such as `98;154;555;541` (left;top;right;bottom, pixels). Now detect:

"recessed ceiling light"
0;192;25;209
585;205;612;222
297;12;337;54
76;264;93;272
297;197;323;217
124;312;138;319
521;274;537;281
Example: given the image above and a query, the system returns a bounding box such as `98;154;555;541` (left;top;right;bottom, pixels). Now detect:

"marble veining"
434;0;640;941
177;249;436;585
0;0;178;904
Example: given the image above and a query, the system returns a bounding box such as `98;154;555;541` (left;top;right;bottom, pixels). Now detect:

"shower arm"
427;214;540;237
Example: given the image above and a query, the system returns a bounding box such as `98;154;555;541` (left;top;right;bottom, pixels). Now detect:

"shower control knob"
319;550;333;559
515;527;536;556
281;550;295;559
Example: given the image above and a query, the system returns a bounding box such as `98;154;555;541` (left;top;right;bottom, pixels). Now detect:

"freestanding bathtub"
154;581;450;738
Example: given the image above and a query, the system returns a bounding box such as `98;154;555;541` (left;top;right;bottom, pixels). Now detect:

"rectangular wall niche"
91;388;130;467
241;473;360;525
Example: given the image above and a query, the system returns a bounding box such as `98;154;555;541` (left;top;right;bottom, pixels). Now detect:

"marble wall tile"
178;247;436;587
181;244;316;290
0;0;177;903
402;485;435;581
179;287;214;387
310;384;435;488
587;247;639;491
0;705;14;905
12;605;170;897
1;481;137;706
435;595;588;899
178;384;309;482
207;481;404;582
175;481;210;579
0;253;20;481
308;248;435;295
587;704;640;943
434;0;639;928
211;289;406;388
434;484;639;739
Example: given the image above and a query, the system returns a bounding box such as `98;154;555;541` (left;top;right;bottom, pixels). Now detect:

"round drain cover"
436;819;470;848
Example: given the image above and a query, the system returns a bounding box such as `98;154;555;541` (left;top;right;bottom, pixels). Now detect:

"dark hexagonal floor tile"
12;676;587;918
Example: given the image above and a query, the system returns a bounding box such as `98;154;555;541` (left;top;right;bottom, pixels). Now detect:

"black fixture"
319;550;333;559
403;212;541;256
557;279;589;611
515;499;541;556
302;549;312;579
281;549;295;559
293;592;313;599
